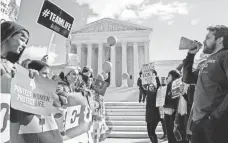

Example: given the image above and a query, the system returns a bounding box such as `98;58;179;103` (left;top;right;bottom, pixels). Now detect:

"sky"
17;0;228;64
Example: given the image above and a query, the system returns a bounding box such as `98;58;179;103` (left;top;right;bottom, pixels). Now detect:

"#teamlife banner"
37;0;74;38
10;64;58;116
141;62;155;85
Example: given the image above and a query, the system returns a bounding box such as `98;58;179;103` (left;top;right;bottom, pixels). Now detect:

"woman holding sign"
145;70;161;143
18;60;63;143
163;70;180;143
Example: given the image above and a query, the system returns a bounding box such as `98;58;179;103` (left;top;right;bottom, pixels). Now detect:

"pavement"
101;138;168;143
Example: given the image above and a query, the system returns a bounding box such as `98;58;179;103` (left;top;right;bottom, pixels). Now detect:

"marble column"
110;45;116;87
144;41;149;63
98;43;103;74
121;42;128;87
77;43;81;66
87;43;92;68
133;42;139;86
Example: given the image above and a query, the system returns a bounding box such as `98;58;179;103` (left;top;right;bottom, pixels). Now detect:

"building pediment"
72;18;152;34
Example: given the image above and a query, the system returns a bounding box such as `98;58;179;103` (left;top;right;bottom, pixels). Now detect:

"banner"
141;62;155;85
37;0;74;38
10;65;58;116
0;0;21;22
0;93;10;143
92;78;109;96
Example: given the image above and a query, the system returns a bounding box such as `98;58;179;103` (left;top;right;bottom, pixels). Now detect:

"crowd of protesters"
1;21;109;143
138;25;228;143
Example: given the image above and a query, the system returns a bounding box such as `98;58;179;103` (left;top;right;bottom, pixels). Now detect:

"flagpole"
47;32;55;55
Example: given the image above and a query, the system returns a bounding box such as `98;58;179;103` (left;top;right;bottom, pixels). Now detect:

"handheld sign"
37;0;74;38
92;78;109;96
171;78;182;98
10;64;58;116
141;62;155;85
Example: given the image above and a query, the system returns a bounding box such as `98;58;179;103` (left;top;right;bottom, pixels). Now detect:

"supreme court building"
65;18;152;87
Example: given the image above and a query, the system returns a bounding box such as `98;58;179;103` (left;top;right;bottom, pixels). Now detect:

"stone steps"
105;102;164;138
109;126;162;132
108;131;163;138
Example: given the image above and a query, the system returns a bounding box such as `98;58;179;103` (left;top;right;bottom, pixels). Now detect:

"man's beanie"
168;70;180;80
1;21;29;44
28;60;49;71
82;66;93;77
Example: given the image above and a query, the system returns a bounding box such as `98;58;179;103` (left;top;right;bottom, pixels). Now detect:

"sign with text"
37;0;74;38
60;93;92;142
0;93;10;143
141;62;155;85
92;78;109;96
10;65;58;116
1;0;22;22
171;78;182;99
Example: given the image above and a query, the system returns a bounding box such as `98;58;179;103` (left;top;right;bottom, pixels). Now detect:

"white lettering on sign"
65;105;81;130
41;9;72;31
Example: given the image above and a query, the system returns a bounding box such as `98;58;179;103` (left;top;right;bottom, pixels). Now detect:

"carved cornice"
72;18;152;34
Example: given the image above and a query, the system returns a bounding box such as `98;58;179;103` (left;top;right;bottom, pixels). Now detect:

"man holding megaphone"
182;25;228;143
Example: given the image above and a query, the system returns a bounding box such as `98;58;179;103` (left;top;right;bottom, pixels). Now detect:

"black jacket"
145;77;161;123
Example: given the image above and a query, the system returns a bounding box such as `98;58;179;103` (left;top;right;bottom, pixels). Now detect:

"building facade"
66;18;152;87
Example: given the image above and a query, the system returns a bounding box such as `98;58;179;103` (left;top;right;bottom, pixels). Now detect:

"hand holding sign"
10;65;58;116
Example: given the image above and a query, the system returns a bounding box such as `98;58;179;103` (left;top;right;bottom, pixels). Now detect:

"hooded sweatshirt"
1;21;29;64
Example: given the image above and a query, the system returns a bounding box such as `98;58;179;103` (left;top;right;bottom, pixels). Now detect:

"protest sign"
171;78;182;98
1;0;22;22
60;93;93;142
92;78;109;96
0;93;10;143
141;62;155;85
10;64;58;116
37;0;74;38
156;86;167;107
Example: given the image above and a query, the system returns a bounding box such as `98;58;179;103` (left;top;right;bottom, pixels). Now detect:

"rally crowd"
137;25;228;143
1;21;109;143
1;20;228;143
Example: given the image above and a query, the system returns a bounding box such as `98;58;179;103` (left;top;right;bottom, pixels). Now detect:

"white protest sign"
65;105;82;130
141;62;155;85
0;93;10;143
171;78;182;98
156;86;167;107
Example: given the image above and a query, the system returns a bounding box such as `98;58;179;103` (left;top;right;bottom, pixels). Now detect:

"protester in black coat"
145;70;161;143
137;71;146;103
163;70;180;143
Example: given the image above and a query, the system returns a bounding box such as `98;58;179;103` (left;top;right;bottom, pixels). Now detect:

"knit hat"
28;60;49;71
168;70;180;81
82;66;93;78
1;21;29;44
63;66;79;76
1;21;30;63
